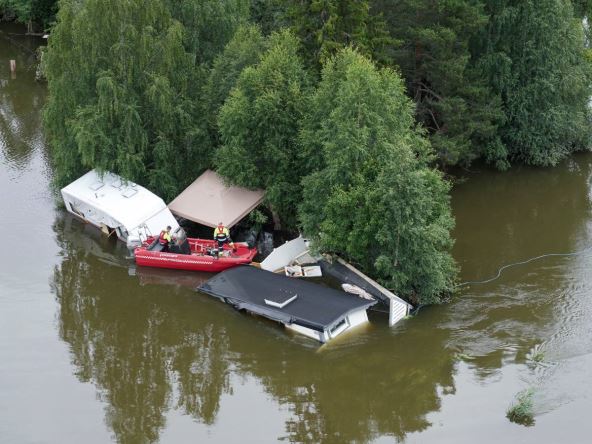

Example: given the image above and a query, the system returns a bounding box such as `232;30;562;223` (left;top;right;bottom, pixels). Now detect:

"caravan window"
329;318;349;338
69;202;85;218
116;227;128;240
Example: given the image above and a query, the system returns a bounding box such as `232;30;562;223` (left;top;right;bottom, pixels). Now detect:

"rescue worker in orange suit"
159;225;172;252
213;222;235;252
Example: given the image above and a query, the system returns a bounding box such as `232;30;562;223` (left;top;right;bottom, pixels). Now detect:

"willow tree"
299;49;456;304
44;0;206;200
216;30;309;228
478;0;592;167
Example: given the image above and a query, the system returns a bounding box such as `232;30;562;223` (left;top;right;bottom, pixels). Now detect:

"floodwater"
2;25;592;444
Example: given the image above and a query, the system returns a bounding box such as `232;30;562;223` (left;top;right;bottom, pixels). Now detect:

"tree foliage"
202;24;268;150
216;30;309;228
376;0;504;167
44;0;218;200
166;0;249;66
299;49;456;303
572;0;592;17
0;0;57;28
286;0;392;70
477;0;592;167
249;0;288;35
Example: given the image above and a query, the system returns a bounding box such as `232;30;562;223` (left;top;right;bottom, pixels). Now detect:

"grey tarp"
320;259;390;304
197;266;377;332
320;258;412;309
168;170;265;228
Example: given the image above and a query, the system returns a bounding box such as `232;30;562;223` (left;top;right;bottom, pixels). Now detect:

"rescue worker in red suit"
159;225;172;252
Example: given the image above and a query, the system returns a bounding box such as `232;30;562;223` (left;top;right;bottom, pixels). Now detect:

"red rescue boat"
134;228;257;272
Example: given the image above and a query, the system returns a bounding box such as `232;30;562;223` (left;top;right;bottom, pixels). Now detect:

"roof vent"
122;188;138;198
89;181;104;191
264;294;298;309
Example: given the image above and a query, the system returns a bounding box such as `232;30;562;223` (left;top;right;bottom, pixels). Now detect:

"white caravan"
61;170;178;249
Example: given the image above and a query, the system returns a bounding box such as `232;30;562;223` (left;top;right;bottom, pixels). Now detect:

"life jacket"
159;230;171;245
214;224;228;241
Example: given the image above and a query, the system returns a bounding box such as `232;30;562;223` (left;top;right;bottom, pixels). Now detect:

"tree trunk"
271;208;282;231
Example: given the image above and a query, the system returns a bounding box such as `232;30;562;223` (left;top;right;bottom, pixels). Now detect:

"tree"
299;49;456;304
477;0;592;167
573;0;592;17
44;0;207;200
249;0;288;35
216;30;309;229
167;0;250;66
373;0;504;167
0;0;57;29
202;24;268;150
286;0;392;70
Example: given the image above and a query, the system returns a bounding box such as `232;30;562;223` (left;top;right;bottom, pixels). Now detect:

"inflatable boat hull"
134;238;257;272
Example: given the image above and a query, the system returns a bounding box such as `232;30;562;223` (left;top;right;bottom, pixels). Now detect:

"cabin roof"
61;170;174;231
198;266;376;332
168;170;265;228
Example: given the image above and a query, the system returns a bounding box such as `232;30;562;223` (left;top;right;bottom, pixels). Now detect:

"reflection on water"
52;214;231;441
0;24;47;172
133;266;213;290
451;157;592;358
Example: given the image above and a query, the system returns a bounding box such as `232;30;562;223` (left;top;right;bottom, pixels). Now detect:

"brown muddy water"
2;25;592;444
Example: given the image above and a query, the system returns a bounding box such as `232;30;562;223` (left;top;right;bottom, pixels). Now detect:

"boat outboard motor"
169;227;191;255
126;234;142;257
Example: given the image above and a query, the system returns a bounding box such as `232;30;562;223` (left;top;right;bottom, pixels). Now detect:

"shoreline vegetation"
4;0;592;306
506;388;535;426
0;0;56;33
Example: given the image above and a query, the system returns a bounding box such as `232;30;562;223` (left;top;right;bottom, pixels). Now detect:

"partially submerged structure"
259;236;413;327
260;236;316;272
320;257;413;326
61;170;178;248
168;169;265;228
198;266;377;343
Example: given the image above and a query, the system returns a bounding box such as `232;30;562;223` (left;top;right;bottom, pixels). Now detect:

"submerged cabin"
61;170;179;248
198;266;377;343
260;236;413;328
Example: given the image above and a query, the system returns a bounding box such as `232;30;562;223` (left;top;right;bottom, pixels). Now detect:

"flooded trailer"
61;170;179;249
198;266;377;343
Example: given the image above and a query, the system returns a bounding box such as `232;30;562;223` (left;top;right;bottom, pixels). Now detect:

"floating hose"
366;247;592;318
456;246;592;287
